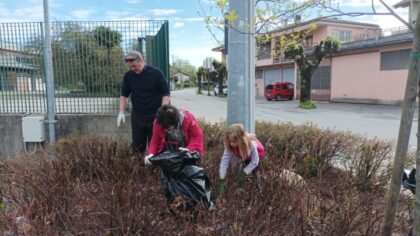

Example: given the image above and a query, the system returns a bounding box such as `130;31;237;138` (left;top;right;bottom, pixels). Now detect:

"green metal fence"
0;20;169;114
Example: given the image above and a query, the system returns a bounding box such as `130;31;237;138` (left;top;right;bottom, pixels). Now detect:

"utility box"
22;116;45;142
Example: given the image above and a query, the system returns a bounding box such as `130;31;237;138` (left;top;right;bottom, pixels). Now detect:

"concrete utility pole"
227;0;255;132
415;80;420;236
43;0;57;145
381;4;420;235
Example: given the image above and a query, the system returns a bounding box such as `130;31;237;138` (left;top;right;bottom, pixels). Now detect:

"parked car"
214;84;228;96
264;82;294;101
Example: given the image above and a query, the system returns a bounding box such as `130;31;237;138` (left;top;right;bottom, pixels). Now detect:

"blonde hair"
224;123;256;159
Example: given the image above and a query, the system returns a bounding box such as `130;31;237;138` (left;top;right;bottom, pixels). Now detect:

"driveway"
171;88;418;147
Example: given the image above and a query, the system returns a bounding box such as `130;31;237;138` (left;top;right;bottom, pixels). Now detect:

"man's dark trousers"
131;110;155;154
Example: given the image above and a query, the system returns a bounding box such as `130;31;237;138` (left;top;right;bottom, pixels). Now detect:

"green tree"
170;58;197;87
284;36;340;105
51;24;126;94
212;60;227;96
196;66;206;94
93;26;122;49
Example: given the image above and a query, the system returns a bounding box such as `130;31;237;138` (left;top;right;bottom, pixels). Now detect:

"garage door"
282;67;294;83
264;69;281;86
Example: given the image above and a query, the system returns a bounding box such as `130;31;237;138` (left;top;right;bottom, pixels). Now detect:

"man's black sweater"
121;65;170;115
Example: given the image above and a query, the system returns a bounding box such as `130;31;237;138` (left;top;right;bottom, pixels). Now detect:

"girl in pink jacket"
218;123;265;193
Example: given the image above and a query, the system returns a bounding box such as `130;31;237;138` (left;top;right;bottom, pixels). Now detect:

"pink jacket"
148;109;204;156
231;139;265;160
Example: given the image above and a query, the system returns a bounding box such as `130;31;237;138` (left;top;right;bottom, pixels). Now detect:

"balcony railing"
272;55;293;64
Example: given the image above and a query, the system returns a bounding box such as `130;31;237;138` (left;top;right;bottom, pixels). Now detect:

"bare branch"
378;0;412;30
371;0;376;13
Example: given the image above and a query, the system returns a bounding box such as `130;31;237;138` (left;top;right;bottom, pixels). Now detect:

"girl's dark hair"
156;104;179;129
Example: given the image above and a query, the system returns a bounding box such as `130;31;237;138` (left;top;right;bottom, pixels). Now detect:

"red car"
264;82;294;101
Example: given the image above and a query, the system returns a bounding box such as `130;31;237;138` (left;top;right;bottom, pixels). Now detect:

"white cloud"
150;9;180;16
363;14;409;29
200;0;215;4
105;10;133;20
338;0;406;9
0;3;46;22
339;0;373;7
174;22;185;28
126;0;142;4
70;9;95;19
184;17;204;22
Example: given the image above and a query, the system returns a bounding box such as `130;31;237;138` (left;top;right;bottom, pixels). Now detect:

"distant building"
212;45;226;64
203;57;214;71
170;71;190;90
213;16;413;104
0;40;41;92
255;17;380;101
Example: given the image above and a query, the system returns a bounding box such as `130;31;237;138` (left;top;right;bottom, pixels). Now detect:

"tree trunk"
381;8;420;235
198;75;202;94
300;69;311;102
415;85;420;236
218;76;224;96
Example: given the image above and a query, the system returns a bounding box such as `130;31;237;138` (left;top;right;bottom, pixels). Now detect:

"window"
303;35;313;49
380;49;410;71
16;56;34;64
257;42;271;60
256;69;263;78
288;84;295;90
332;30;352;42
281;84;287;89
264;69;281;86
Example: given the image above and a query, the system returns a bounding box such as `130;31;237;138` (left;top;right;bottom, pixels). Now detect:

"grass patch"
300;100;317;109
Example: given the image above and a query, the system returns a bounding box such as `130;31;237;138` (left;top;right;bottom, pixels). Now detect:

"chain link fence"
0;20;169;114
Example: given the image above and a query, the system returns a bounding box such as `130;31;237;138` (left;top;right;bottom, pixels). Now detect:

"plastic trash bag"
402;168;416;194
150;151;215;211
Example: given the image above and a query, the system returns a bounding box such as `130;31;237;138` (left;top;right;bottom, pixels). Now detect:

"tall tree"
196;66;206;94
212;59;227;96
284;36;340;104
51;24;126;94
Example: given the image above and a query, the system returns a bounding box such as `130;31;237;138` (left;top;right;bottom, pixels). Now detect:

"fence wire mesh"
0;20;169;114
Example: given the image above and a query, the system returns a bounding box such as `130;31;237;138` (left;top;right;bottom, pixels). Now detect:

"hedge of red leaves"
0;121;414;235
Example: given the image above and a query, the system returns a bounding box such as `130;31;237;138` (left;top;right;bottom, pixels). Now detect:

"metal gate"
0;20;169;114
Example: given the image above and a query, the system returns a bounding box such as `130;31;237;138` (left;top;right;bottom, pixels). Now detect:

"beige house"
255;18;380;100
331;31;412;104
213;13;413;104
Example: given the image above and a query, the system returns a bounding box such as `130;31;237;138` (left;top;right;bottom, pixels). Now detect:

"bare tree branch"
371;0;376;13
378;0;412;30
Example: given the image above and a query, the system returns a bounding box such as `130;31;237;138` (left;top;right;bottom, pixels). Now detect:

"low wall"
0;114;132;160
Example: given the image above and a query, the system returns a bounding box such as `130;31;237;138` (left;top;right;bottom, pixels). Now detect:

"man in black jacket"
117;51;170;154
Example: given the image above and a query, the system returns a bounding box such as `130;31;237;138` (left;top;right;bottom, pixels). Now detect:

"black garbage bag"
402;168;416;194
149;151;215;211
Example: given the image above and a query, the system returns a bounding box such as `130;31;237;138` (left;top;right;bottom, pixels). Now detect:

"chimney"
294;15;301;24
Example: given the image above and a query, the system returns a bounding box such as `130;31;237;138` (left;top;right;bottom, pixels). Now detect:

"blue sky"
0;0;409;67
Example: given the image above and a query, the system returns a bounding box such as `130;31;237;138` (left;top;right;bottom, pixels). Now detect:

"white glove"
144;154;153;165
117;112;125;127
178;147;189;152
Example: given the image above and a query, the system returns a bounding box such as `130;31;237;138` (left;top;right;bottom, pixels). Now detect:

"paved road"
171;88;418;147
